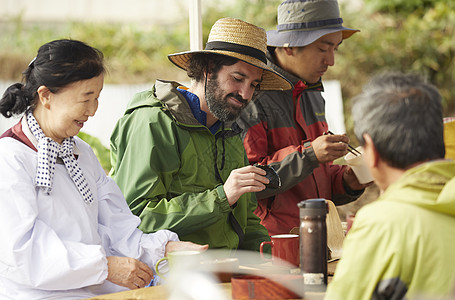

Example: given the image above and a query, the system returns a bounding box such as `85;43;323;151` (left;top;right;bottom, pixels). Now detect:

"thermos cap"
298;199;328;216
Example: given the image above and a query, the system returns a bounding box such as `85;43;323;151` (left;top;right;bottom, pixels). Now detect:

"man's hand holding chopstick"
312;133;350;164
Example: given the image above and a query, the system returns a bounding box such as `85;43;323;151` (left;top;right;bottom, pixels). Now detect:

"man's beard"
205;74;248;122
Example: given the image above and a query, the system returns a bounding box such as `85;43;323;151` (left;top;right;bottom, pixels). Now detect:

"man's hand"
312;134;349;164
106;256;154;290
342;166;372;191
165;241;209;256
223;165;269;206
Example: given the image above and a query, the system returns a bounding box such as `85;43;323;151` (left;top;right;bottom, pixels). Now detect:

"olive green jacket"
110;80;270;251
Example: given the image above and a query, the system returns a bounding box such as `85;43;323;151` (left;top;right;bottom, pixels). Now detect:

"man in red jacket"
237;0;367;235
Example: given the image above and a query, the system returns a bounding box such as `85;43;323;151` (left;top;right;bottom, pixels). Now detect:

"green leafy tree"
364;0;437;14
1;0;453;138
326;0;455;137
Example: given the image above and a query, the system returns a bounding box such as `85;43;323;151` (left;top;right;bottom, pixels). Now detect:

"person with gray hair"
325;72;455;300
352;73;445;170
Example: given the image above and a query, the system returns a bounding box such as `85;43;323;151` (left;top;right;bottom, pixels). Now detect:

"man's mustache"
227;93;248;105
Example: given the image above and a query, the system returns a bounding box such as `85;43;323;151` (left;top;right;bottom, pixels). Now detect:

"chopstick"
326;131;362;156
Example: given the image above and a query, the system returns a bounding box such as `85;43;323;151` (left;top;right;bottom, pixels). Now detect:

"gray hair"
352;72;445;169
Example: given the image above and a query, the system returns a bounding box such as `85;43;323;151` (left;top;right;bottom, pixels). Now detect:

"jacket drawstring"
214;122;244;249
214;122;226;183
221;123;226;170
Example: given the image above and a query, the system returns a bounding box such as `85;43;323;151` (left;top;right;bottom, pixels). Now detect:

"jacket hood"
124;80;203;128
382;159;455;217
124;80;237;130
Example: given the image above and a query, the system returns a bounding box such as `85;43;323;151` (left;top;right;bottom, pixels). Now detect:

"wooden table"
88;260;338;300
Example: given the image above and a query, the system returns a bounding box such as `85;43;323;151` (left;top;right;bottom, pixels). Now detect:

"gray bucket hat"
267;0;360;47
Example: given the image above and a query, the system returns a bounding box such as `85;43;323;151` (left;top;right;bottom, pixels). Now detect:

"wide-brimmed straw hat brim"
168;50;292;91
267;26;359;48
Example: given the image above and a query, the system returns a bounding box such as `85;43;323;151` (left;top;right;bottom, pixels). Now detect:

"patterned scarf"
26;111;93;204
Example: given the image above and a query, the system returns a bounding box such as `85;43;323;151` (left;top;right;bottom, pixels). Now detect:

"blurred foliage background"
77;132;112;171
1;0;454;166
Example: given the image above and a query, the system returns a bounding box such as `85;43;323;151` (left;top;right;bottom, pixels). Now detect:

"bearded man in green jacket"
109;18;291;251
325;73;455;300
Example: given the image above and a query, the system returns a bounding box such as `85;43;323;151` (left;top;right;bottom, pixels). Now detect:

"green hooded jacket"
109;80;270;251
326;159;455;300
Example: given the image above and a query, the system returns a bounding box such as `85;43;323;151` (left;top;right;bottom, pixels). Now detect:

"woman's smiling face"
37;74;104;143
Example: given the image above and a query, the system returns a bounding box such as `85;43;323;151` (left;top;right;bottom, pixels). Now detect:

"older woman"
0;39;207;299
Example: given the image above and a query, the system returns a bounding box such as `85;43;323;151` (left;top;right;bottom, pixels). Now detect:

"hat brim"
267;27;359;48
168;50;292;91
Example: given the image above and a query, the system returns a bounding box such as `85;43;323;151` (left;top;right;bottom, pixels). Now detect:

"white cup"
344;146;374;184
155;250;202;277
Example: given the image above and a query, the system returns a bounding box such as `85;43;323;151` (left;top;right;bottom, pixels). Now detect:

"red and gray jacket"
236;54;362;235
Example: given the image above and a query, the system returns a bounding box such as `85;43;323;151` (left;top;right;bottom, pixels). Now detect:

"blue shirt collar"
177;87;221;134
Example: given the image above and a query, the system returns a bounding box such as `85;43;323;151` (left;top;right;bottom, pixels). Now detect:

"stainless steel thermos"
298;198;328;292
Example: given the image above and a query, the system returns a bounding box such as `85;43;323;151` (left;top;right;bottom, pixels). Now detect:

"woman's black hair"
0;39;105;118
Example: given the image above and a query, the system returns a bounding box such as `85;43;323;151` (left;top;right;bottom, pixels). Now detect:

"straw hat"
168;18;292;91
267;0;360;47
